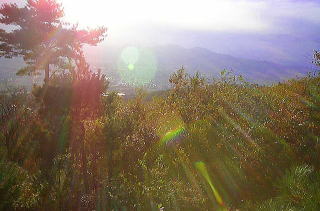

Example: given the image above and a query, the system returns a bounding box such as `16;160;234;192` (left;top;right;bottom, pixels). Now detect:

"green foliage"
0;161;43;210
243;165;320;210
1;68;320;210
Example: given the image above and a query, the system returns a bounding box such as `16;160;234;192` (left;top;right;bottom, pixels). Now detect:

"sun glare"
60;0;268;32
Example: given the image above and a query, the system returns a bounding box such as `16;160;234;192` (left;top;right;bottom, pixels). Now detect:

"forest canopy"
0;68;320;210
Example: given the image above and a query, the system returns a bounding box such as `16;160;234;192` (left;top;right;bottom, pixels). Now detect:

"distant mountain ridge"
0;45;313;88
85;45;311;84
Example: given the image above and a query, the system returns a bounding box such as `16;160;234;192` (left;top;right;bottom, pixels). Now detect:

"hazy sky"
1;0;320;65
4;0;320;34
57;0;320;42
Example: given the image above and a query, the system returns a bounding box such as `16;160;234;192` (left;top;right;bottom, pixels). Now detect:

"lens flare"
58;115;70;153
160;126;185;146
194;161;225;208
121;46;139;65
157;113;185;146
117;46;157;86
127;63;135;70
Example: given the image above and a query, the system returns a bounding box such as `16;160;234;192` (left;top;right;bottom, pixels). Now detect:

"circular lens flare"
128;63;135;70
121;46;139;64
117;46;157;86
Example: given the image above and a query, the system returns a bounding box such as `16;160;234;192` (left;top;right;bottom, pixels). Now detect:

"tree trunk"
44;63;50;85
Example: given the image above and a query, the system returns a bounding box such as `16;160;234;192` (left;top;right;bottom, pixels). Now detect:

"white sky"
3;0;320;36
61;0;268;32
59;0;320;33
2;0;320;65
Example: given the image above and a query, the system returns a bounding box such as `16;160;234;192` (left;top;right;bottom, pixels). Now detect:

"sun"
60;0;268;32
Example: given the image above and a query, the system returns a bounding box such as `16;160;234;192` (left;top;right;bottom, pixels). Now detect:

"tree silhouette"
0;0;107;84
315;50;320;67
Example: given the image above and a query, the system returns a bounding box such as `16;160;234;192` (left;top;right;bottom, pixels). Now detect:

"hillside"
85;45;310;86
1;69;320;210
0;45;311;89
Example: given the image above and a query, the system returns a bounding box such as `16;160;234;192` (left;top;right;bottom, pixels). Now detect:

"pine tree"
314;50;320;67
0;0;106;84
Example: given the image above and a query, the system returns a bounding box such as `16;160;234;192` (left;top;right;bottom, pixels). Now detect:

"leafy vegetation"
1;65;320;210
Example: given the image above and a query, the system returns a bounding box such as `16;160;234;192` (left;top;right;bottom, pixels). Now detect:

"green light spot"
160;127;185;145
128;63;135;70
117;46;157;86
195;161;224;207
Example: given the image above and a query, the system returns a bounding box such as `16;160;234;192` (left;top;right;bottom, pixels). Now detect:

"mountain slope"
0;45;312;88
153;45;308;81
85;45;310;85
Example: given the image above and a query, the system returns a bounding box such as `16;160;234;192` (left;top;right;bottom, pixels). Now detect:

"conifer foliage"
0;0;107;84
